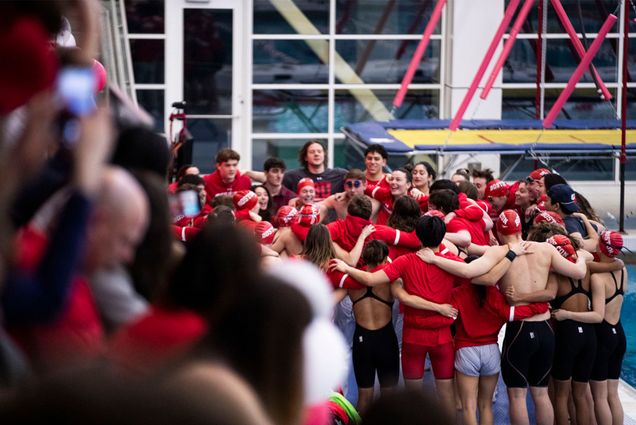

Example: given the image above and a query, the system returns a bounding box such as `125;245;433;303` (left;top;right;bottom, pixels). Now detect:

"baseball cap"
297;204;320;226
297;178;315;194
496;209;522;236
533;211;565;227
255;221;277;245
485;180;509;199
233;190;258;211
546;234;576;262
547;184;578;214
599;230;623;258
527;168;551;182
275;206;298;227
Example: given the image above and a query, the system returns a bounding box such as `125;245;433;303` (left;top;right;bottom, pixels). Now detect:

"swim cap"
533;211;565;227
485;180;509;198
599;230;623;258
297;204;320;226
546;234;576;262
275;205;298;227
496;210;521;236
233;190;258;211
297;178;315;194
255;221;277;244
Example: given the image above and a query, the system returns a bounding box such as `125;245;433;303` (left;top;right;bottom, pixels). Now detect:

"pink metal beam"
543;13;617;128
392;0;447;110
550;0;613;101
480;0;535;100
449;0;521;131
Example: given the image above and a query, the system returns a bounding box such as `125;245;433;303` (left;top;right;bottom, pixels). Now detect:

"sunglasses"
345;180;362;188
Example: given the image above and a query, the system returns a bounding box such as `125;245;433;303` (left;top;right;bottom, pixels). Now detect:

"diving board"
343;119;636;154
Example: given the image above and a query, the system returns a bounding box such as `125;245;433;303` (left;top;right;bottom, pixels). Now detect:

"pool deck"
619;380;636;424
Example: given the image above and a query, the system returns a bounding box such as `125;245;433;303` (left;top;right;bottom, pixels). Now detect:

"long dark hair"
302;224;336;270
202;277;311;425
387;196;421;232
251;184;272;223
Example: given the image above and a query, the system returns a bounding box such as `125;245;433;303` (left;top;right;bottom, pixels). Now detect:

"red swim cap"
297;204;320;226
546;234;576;262
599;230;623;258
255;221;277;245
496;209;521;236
233;190;258;211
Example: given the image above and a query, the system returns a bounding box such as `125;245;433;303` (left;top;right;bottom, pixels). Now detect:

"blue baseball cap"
547;184;579;214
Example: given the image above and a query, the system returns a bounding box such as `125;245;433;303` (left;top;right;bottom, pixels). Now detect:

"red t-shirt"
452;284;549;350
203;170;251;200
366;186;394;225
382;252;456;346
365;174;390;193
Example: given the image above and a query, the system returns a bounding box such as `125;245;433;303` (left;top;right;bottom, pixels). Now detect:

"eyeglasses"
345;180;362;188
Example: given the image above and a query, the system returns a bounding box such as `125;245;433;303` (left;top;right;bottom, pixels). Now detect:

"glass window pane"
253;0;329;34
125;0;164;33
188;119;232;174
629;37;636;81
252;139;327;171
183;9;233;115
253;90;329;133
130;40;164;84
545;39;618;83
136;90;164;132
500;154;614;181
626;155;636;181
504;0;539;33
335;89;439;131
503;39;537;83
336;0;440;35
336;40;440;84
546;0;621;34
253;40;328;84
502;88;618;120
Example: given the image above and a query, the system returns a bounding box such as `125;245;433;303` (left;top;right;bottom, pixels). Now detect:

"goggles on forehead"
345;180;362;188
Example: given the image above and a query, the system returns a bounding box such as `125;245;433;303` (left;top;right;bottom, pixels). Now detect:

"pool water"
620;265;635;385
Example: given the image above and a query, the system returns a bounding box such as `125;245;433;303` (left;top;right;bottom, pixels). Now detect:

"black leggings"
591;320;626;381
352;322;399;388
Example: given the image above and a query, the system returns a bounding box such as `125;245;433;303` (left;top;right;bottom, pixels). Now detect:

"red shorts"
402;342;455;380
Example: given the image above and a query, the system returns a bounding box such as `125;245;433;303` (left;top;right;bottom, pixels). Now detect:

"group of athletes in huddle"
170;141;627;425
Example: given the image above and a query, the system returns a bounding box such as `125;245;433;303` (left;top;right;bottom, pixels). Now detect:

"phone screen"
57;67;96;116
177;190;201;217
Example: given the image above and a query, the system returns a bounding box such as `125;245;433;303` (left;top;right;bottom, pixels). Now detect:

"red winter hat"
528;168;551;181
296;204;320;226
297;178;315;194
233;190;258;211
547;234;576;262
275;206;298;227
255;221;277;245
533;211;564;227
599;230;623;258
496;209;521;236
485;180;509;198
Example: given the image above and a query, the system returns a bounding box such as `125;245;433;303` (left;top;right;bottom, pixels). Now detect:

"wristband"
505;250;517;262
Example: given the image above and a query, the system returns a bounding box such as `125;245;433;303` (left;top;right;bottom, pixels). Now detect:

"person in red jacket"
330;216;460;419
203;148;252;201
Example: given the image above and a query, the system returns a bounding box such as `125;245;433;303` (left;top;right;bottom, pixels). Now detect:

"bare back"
555;271;591;313
499;241;555;321
349;283;393;330
594;266;627;325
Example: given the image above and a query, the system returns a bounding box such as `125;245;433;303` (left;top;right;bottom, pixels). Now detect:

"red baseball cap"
599;230;623;258
297;204;320;226
485;180;509;199
496;209;522;236
255;221;277;245
547;234;576;262
233;190;258;211
275;206;298;227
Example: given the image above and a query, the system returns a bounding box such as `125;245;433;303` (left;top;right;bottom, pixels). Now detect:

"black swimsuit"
551;277;590;310
351;288;398;389
591;268;627;381
352;287;394;309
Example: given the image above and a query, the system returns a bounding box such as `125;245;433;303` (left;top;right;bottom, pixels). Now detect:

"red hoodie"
203;170;251;200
